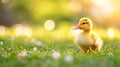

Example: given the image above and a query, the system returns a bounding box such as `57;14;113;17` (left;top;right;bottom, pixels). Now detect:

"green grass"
0;37;120;67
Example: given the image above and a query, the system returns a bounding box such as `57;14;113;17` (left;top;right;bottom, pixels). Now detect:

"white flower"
17;51;27;58
35;41;42;46
107;52;114;57
31;38;36;43
51;51;61;59
0;41;3;45
30;38;42;46
33;47;37;52
64;55;73;63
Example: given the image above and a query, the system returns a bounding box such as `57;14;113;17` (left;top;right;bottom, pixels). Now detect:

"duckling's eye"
82;22;86;24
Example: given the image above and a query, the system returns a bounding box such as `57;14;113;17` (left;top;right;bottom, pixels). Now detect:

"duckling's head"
73;17;93;33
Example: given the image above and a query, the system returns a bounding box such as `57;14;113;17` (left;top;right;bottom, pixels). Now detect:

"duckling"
73;17;103;53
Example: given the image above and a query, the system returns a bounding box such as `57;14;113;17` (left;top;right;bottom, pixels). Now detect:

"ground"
0;36;120;67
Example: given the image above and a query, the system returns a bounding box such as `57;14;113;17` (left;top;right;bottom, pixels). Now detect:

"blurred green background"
1;0;120;27
1;0;120;67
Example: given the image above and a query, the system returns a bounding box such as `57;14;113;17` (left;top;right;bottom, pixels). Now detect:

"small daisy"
30;38;42;46
107;52;114;57
35;41;42;46
51;51;61;59
64;55;73;63
31;38;36;43
33;47;37;52
17;51;27;58
0;41;3;45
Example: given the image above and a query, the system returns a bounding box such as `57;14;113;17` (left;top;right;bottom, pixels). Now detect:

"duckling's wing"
91;32;103;51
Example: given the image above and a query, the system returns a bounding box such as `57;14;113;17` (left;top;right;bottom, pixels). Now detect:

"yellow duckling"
73;17;103;53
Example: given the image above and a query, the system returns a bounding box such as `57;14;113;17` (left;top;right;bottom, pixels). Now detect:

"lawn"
0;35;120;67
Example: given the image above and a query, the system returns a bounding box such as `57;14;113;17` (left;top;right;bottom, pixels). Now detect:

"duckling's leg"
81;45;98;53
81;47;90;53
89;45;98;51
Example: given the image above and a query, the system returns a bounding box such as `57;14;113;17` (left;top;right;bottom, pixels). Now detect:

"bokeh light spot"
15;24;32;37
44;20;55;30
24;27;32;37
0;26;6;36
107;28;115;38
15;24;24;36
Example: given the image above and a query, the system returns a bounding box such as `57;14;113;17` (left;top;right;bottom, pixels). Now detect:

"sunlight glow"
107;28;115;38
44;20;55;30
69;0;82;12
92;0;114;17
0;26;6;36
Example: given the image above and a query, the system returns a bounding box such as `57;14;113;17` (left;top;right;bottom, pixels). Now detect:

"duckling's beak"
73;25;81;30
